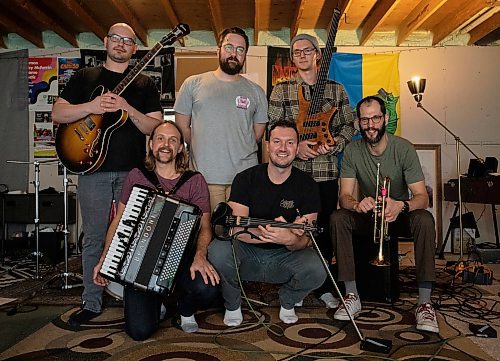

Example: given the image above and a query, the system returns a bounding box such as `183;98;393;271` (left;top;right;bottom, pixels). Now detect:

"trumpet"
371;163;391;266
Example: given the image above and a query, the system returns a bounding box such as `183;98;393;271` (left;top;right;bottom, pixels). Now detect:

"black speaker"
485;156;498;174
353;235;400;303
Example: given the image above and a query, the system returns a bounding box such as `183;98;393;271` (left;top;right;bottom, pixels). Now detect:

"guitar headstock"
160;23;190;47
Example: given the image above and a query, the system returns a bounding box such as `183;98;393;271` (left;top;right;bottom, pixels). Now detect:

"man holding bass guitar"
268;33;355;309
52;23;163;327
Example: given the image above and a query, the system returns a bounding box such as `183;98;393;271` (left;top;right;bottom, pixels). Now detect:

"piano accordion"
99;185;201;295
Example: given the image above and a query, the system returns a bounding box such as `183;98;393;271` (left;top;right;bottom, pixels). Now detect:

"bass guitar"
296;8;341;150
211;202;319;241
55;23;190;174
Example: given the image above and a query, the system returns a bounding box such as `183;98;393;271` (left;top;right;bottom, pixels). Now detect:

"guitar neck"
309;8;341;115
227;216;317;232
112;42;164;96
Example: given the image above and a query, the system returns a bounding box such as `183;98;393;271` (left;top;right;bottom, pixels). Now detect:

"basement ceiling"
0;0;498;49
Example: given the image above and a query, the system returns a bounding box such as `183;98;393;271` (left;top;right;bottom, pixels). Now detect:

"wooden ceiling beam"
290;0;307;39
208;0;223;42
359;0;400;45
158;0;185;46
109;0;149;46
0;13;43;47
12;0;77;47
468;10;500;44
396;0;447;45
254;0;272;45
60;0;107;42
431;0;490;45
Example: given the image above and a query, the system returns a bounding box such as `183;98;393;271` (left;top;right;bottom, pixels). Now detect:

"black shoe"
68;309;101;327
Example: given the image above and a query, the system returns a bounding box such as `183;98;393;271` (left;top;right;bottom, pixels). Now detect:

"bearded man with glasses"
52;22;163;327
330;95;439;334
175;27;268;210
268;34;355;310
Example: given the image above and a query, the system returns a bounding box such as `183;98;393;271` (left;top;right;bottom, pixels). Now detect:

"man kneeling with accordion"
93;121;219;340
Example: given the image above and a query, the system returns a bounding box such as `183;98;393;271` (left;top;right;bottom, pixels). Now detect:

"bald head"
108;23;136;39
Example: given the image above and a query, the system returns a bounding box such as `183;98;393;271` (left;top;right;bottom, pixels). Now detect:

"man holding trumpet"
330;95;439;333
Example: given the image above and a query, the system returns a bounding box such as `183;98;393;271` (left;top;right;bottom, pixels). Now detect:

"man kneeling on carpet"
93;121;220;340
208;120;326;326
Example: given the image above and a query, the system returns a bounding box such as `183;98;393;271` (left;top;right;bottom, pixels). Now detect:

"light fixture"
407;77;426;103
407;77;483;259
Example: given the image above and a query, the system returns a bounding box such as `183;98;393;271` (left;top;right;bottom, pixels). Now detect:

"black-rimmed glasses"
359;115;384;125
292;47;315;57
107;33;136;46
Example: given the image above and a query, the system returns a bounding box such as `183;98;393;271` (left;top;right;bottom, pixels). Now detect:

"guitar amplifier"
3;193;76;224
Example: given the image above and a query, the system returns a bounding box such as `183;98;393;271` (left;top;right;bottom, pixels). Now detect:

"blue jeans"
78;171;128;313
124;269;220;341
208;239;326;310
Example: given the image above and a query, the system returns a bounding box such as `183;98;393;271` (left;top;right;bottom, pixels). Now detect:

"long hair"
144;121;189;173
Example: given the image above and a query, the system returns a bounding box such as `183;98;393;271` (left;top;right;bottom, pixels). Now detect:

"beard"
219;55;244;75
362;123;386;144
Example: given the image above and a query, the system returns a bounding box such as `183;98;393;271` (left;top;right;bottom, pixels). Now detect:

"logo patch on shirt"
280;199;295;210
235;96;250;109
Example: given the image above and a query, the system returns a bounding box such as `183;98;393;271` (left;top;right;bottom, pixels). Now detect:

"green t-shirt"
341;133;424;201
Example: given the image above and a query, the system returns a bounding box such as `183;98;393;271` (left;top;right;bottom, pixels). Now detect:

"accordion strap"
139;167;199;196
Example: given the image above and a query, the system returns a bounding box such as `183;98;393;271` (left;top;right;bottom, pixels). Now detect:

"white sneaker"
415;303;439;333
334;293;362;321
180;315;199;333
279;306;298;324
294;300;303;307
224;307;243;326
319;292;339;308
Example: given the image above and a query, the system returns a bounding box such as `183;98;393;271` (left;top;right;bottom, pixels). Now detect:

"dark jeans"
330;208;436;284
123;269;219;341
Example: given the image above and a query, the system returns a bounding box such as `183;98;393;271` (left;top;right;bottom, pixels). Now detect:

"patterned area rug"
1;259;499;361
0;302;496;361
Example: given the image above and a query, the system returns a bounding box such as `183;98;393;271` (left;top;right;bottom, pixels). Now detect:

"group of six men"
52;22;439;341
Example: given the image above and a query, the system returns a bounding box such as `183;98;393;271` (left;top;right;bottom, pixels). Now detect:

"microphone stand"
58;166;83;290
415;102;483;258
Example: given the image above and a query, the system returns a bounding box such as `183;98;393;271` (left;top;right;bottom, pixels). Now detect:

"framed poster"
414;144;442;251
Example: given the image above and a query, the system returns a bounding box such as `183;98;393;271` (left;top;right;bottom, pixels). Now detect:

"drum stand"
57;166;82;290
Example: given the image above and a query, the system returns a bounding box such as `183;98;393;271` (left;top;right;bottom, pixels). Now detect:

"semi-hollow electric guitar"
55;24;190;175
296;8;341;150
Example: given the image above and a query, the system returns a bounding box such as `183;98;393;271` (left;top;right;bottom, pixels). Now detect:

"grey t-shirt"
341;133;424;201
174;72;268;184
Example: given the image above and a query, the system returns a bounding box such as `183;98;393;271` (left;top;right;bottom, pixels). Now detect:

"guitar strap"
139;167;199;196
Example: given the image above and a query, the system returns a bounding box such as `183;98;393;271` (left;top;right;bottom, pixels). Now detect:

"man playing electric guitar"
268;33;355;309
52;23;163;327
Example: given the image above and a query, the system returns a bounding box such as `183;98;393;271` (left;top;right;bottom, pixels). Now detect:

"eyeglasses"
292;47;316;57
222;43;246;55
359;115;384;125
107;33;136;46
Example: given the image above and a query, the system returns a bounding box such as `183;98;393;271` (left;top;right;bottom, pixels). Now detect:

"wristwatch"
401;201;410;214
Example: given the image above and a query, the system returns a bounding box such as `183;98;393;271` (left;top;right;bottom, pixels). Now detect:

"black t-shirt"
59;66;162;171
229;164;321;248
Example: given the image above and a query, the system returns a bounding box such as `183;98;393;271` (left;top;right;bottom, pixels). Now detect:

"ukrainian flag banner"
330;53;401;135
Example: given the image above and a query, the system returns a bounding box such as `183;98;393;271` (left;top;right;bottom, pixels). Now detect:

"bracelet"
400;201;410;214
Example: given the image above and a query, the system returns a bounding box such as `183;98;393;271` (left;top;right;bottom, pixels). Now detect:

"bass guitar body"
55;85;128;175
296;89;337;150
